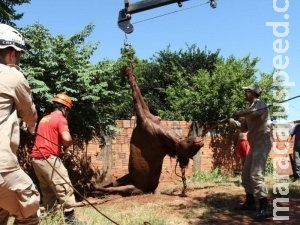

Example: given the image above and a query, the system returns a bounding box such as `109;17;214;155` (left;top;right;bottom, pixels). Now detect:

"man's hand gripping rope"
19;118;36;135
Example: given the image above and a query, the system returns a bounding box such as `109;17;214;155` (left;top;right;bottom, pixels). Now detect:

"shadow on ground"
162;182;300;225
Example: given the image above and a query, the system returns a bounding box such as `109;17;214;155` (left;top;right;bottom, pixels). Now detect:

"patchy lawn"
75;177;300;225
8;176;300;225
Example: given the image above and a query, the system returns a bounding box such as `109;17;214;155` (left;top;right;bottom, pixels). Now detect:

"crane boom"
118;0;217;34
125;0;187;14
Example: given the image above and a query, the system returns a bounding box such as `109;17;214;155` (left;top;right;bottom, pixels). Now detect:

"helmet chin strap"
61;108;66;117
56;105;68;118
62;107;69;118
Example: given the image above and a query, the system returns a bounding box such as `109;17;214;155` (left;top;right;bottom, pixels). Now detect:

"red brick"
85;120;296;183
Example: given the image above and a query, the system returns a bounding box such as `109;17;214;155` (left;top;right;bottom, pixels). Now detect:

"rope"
33;133;121;225
279;94;300;103
174;160;188;196
202;94;300;134
181;167;187;196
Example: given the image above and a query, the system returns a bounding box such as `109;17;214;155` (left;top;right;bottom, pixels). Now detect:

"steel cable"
132;1;210;25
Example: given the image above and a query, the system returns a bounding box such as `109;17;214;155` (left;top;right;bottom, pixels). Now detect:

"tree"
21;23;123;148
19;23;285;146
137;45;220;119
0;0;30;26
128;44;286;124
16;23;287;191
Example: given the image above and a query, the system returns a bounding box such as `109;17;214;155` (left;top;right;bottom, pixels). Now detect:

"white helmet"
0;23;28;52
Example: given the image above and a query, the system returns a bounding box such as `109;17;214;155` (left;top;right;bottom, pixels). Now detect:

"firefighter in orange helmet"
31;93;85;225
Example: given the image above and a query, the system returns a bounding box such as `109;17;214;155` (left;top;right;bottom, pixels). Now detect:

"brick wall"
85;120;294;185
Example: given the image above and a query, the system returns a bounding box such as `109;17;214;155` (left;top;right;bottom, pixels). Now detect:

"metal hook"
124;37;132;51
210;0;217;9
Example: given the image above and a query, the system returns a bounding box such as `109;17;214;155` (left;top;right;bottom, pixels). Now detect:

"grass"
187;167;230;183
8;170;300;225
77;203;169;225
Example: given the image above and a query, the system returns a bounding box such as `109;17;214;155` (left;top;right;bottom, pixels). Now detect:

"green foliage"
21;23;121;147
187;168;230;183
17;23;285;149
260;70;290;120
264;157;275;176
130;44;285;124
21;204;167;225
0;0;30;26
136;45;221;119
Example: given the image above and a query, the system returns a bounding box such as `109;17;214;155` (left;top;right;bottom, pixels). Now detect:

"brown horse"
101;66;204;196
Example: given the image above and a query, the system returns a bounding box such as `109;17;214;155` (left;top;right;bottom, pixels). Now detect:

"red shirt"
236;139;250;158
31;111;69;158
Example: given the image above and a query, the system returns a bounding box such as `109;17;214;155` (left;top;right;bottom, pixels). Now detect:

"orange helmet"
52;93;72;109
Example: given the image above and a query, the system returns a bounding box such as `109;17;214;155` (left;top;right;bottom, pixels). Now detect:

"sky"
16;0;300;121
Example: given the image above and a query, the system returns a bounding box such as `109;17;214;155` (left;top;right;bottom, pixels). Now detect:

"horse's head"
175;136;204;168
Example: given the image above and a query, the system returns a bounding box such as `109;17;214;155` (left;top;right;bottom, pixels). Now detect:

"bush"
187;168;230;183
264;157;274;176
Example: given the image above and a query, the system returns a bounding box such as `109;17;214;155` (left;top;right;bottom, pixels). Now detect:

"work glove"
19;119;28;132
19;119;36;135
217;118;229;124
228;118;238;128
62;146;73;155
64;149;72;156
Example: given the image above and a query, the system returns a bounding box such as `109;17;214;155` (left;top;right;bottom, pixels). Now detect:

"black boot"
235;194;256;210
253;198;272;220
64;210;86;225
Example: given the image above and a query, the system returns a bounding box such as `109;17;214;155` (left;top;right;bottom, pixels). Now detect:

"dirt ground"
7;177;299;225
85;178;300;225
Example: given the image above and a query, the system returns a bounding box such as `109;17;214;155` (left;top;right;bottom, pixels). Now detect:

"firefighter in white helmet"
0;24;40;224
229;84;272;220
